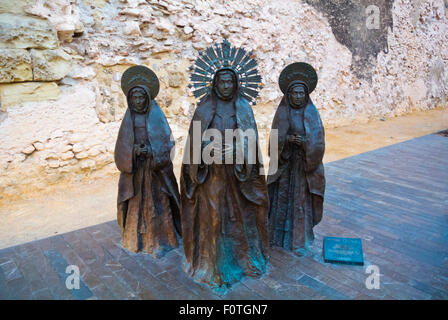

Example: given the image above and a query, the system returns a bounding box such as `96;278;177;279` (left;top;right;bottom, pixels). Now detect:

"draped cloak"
114;85;181;256
180;74;269;289
267;83;325;253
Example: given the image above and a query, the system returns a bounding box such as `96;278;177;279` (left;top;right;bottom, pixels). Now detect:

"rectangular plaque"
323;236;364;266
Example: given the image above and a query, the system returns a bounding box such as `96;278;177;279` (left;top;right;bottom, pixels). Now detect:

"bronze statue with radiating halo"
267;62;325;256
180;39;269;290
114;65;181;257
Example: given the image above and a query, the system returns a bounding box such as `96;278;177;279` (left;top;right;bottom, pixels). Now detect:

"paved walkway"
0;132;447;299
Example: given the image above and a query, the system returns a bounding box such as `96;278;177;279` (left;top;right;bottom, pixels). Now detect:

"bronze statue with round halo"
267;62;326;256
114;65;181;257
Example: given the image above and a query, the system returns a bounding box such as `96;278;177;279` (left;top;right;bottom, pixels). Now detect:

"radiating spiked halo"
188;39;263;105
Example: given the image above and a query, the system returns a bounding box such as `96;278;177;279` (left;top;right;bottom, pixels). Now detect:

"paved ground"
0;132;447;300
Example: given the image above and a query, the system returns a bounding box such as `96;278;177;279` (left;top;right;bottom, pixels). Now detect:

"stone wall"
0;0;447;201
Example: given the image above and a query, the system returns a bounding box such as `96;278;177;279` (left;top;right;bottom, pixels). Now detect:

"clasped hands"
288;134;305;147
134;143;151;157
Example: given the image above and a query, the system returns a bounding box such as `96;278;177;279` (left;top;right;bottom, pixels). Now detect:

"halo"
278;62;318;94
188;39;263;105
121;65;160;99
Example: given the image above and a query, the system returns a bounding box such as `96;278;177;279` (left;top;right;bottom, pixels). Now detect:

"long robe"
180;89;269;289
267;91;325;255
114;85;181;257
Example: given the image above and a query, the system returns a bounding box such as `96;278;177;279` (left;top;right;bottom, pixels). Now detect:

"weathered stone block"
123;21;141;36
0;49;33;82
167;70;185;88
68;66;96;80
0;0;36;15
0;13;58;49
0;82;60;110
31;48;72;81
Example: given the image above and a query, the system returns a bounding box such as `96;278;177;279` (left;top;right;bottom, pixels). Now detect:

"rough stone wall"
0;0;447;201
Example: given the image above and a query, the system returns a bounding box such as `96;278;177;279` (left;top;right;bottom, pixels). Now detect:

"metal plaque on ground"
323;236;364;266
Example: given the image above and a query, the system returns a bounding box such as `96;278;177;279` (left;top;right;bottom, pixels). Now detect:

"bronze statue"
114;65;181;257
267;62;325;256
180;40;269;290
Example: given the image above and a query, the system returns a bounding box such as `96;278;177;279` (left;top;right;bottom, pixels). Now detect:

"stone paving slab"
0;132;447;300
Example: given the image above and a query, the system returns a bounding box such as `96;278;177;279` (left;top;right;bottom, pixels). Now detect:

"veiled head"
129;87;149;113
214;69;237;100
288;82;308;108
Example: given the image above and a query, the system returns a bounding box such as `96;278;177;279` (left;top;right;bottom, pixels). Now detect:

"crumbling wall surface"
0;0;447;200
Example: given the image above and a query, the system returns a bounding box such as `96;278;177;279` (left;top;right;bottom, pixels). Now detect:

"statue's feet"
293;247;307;257
245;258;267;278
